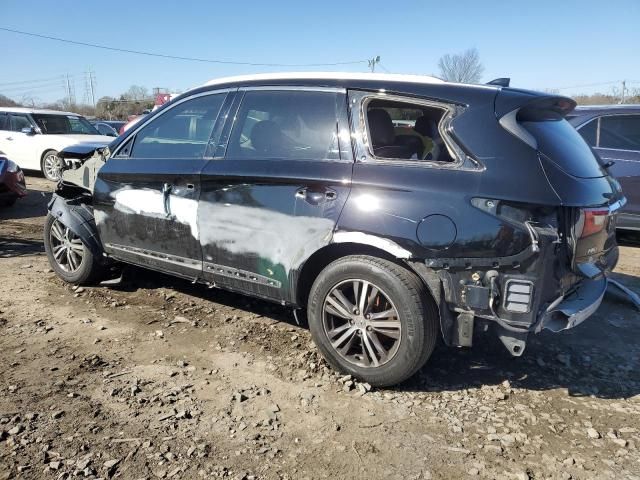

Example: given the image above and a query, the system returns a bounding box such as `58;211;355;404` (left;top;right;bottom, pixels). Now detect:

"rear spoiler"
496;90;577;149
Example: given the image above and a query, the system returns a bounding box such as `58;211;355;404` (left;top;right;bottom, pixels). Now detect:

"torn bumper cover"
536;275;607;333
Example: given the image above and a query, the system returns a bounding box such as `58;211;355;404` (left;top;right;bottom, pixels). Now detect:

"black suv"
45;73;624;387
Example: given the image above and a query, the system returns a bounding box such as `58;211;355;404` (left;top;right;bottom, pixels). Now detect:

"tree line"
0;85;156;120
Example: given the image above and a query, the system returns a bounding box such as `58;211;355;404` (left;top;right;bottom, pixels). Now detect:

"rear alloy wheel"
44;214;103;284
42;150;62;182
322;279;401;368
308;255;439;387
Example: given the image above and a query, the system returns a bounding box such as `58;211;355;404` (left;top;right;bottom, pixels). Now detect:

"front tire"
44;214;103;284
307;255;439;387
41;150;63;182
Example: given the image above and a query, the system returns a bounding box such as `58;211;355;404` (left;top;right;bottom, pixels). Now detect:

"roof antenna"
487;78;510;87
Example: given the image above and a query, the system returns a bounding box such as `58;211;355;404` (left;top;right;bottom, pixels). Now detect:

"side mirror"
21;126;36;135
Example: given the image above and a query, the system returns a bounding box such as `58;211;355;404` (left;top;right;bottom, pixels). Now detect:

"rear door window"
226;90;342;161
523;118;605;178
129;93;226;159
599;115;640;151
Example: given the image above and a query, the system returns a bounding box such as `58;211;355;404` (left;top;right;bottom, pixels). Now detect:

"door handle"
162;183;172;217
6;137;13;141
295;187;337;205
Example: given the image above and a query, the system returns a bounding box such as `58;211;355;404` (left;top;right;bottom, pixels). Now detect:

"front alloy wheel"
43;151;62;181
49;218;84;272
323;279;401;368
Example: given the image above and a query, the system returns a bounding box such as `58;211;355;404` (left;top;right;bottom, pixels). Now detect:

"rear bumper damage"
536;276;607;333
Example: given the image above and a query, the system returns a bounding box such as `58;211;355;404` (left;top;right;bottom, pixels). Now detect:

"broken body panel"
51;75;624;357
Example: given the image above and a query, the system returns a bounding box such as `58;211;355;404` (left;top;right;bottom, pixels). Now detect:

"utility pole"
368;56;380;73
66;74;72;106
89;70;96;107
621;80;626;104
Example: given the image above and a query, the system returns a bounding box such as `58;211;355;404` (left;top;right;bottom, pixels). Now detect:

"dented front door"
93;92;230;278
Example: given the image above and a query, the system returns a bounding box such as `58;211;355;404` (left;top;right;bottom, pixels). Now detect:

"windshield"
32;114;100;135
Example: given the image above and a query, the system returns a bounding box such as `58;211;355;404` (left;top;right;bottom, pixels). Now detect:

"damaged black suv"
45;73;625;387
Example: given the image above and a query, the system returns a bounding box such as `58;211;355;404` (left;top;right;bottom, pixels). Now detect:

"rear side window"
226;90;341;161
364;98;453;162
599;115;640;151
0;113;8;131
577;118;597;146
130;93;225;159
523;119;605;178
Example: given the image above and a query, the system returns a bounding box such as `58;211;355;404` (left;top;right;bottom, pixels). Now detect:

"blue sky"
1;0;639;104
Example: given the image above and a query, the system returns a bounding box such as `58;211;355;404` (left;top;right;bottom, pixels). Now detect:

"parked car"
0;108;114;181
45;73;624;386
120;115;147;135
0;150;27;206
92;122;119;137
567;105;640;231
90;120;126;137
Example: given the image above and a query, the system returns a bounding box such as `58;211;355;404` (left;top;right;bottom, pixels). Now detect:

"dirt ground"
1;175;639;480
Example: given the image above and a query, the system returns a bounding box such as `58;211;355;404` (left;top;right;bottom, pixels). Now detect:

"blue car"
568;105;640;231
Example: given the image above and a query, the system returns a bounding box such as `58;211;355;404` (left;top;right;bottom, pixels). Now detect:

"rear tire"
41;150;62;182
44;214;103;285
307;255;438;387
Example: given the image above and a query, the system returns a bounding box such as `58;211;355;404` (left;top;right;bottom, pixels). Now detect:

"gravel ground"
1;175;639;480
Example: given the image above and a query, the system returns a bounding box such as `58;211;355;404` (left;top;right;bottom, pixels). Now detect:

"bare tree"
438;48;484;83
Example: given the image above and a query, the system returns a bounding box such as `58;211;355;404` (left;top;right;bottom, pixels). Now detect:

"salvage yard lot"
1;175;639;480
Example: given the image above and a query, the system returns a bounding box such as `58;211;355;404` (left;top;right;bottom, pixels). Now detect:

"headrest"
250;120;283;154
368;109;395;146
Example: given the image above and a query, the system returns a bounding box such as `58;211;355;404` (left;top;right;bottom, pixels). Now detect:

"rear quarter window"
523;119;605;178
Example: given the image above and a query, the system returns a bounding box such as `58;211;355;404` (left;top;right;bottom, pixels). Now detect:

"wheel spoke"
369;308;396;321
330;326;356;349
364;286;379;315
53;245;66;260
362;331;380;367
326;322;352;340
326;295;353;320
357;281;369;315
373;327;400;340
51;222;65;242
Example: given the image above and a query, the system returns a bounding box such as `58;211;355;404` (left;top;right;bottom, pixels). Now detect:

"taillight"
578;208;609;238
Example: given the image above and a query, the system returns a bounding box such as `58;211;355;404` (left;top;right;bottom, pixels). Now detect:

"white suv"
0;107;113;181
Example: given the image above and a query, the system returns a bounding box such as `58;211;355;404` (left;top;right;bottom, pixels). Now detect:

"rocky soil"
1;176;639;480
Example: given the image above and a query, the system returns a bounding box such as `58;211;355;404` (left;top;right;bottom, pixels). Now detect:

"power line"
0;75;69;86
0;26;368;67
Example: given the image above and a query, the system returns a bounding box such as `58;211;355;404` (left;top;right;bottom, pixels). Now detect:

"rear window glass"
523;119;604;178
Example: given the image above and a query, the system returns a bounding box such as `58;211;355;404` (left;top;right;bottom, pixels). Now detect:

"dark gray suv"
45;73;624;386
568;105;640;231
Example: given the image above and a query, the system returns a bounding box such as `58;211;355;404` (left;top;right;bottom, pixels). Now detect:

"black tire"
307;255;439;387
44;213;103;285
41;149;62;182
